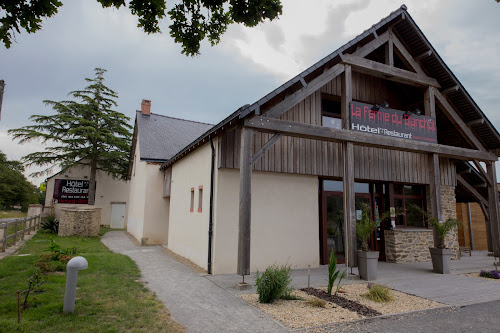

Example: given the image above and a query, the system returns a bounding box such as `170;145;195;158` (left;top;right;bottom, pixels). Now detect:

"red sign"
350;102;437;143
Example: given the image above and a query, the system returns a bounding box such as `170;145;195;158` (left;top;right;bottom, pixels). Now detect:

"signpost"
53;179;95;204
350;101;437;143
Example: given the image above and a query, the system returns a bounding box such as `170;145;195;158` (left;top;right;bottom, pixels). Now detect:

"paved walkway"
102;231;500;331
101;231;287;333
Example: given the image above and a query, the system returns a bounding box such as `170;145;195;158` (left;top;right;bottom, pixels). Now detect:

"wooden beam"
434;89;486;152
251;133;282;164
342;54;441;88
441;85;459;95
487;162;500;256
457;174;488;206
244;117;498;162
352;31;390;58
237;127;253;276
385;31;394;67
480;201;493;252
299;77;307;87
415;50;432;62
392;34;425;74
467;118;485;126
429;153;442;247
424;86;436;118
264;64;345;119
343;142;356;268
473;160;493;187
341;65;352;129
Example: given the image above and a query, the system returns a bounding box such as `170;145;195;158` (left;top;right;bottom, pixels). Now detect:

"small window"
321;95;342;129
190;187;194;212
198;186;203;213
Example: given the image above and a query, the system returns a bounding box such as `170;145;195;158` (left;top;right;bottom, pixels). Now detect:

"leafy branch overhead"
1;0;283;56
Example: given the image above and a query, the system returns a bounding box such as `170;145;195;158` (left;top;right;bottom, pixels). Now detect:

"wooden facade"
218;80;456;187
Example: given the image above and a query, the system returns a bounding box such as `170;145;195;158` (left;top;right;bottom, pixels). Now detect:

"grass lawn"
0;211;27;219
0;228;184;333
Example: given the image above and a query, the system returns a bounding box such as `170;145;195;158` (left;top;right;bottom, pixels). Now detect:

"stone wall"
385;229;434;263
441;185;459;259
27;204;43;217
58;207;101;237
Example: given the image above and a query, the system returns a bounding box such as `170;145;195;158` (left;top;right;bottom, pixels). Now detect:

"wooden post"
341;64;356;268
486;162;500;256
13;221;17;245
21;218;26;240
1;224;6;252
385;29;394;67
237;126;253;276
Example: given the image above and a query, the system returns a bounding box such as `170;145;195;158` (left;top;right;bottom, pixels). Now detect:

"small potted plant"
410;205;461;274
356;203;391;281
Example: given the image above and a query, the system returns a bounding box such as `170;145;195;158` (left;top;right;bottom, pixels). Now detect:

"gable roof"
161;5;500;169
135;111;213;163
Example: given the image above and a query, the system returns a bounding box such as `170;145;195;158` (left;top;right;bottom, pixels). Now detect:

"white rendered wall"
44;163;129;226
168;142;213;270
212;169;319;274
126;138;170;245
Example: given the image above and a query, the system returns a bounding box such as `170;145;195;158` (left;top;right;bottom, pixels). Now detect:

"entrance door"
325;196;345;264
110;203;126;228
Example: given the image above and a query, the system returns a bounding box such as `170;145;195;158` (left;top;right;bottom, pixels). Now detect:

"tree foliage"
1;0;283;56
9;68;132;205
0;150;38;211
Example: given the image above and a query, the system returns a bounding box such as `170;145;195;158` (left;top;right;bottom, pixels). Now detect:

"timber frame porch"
234;6;500;276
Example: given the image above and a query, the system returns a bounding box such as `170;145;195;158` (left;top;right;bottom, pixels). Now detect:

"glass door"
325;196;345;264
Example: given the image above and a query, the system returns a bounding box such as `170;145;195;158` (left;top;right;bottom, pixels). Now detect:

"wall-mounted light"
371;101;389;113
404;110;412;119
413;108;422;116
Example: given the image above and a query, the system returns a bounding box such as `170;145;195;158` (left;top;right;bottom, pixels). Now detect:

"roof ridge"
135;110;214;126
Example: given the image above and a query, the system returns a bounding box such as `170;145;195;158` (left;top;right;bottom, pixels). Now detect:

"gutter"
207;137;215;274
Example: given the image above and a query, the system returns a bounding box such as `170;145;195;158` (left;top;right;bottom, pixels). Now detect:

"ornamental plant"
255;264;293;303
362;283;393;303
480;270;500;279
409;204;462;249
327;250;346;296
356;203;393;252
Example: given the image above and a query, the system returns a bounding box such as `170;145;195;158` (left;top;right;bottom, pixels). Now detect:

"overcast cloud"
1;0;500;185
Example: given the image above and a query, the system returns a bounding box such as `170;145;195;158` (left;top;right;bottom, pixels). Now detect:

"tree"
9;68;132;205
0;150;38;211
1;0;283;56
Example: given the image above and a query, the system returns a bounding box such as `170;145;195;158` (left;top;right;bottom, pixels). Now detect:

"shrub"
480;270;500;279
255;264;293;303
306;298;326;308
480;270;490;278
22;269;47;309
41;214;59;234
362;284;393;303
327;250;346;296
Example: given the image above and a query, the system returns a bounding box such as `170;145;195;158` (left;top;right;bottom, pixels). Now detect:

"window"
393;184;426;227
322;95;342;129
198;186;203;213
190;187;194;212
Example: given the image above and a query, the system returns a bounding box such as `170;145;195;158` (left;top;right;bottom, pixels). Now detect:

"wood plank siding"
218;73;456;186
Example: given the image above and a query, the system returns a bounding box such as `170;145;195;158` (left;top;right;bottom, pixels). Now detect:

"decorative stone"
58;206;101;237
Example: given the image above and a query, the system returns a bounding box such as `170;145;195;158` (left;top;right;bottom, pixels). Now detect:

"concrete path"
101;231;287;333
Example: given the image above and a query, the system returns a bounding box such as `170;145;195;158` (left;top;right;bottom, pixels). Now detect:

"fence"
0;215;43;252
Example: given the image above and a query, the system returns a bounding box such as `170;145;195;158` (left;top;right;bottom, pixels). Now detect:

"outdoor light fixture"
404;110;412;119
371;101;389;113
413;108;422;116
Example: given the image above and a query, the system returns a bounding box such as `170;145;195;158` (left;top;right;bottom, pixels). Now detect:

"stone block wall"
58;207;101;237
385;229;434;263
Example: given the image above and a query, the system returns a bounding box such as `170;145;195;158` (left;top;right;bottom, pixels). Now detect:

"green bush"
41;214;59;234
255;264;293;303
362;283;394;302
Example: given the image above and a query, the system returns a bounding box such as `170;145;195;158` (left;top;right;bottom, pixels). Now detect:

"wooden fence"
0;215;43;252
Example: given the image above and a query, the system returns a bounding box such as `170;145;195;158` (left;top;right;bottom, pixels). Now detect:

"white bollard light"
63;256;88;314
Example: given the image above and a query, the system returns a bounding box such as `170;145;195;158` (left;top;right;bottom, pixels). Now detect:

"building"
134;6;500;275
126;100;212;245
44;163;130;227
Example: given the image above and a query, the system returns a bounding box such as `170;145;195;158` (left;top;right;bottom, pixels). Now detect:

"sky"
1;0;500;186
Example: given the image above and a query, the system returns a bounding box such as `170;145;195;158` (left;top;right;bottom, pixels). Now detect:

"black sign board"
350;101;437;143
53;179;94;204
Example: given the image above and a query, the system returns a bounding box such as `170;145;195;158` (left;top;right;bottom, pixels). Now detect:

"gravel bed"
239;284;444;329
239;290;361;328
301;287;381;317
323;284;443;315
462;273;500;282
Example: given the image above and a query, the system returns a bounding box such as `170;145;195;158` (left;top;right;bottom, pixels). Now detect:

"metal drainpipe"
207;137;215;274
467;202;474;250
